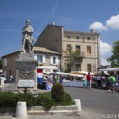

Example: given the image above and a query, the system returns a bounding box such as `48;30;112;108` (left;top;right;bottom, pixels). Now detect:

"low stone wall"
0;105;78;116
0;99;81;116
28;105;78;115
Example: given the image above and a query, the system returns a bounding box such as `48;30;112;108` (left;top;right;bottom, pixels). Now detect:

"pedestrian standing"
109;73;116;93
96;74;101;88
115;73;119;92
10;75;13;82
86;72;92;89
82;73;87;88
60;75;63;83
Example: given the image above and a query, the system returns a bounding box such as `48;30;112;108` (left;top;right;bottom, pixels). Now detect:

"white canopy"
70;71;94;75
70;74;83;77
49;72;70;76
36;66;58;69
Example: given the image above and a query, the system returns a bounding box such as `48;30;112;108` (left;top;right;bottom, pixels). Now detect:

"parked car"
0;74;6;81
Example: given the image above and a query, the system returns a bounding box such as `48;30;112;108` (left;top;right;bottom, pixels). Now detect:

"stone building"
34;23;100;72
1;47;61;82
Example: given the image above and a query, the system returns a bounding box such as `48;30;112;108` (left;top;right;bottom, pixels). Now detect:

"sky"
0;0;119;65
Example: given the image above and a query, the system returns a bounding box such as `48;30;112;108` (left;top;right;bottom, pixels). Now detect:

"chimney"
90;29;94;33
51;22;55;25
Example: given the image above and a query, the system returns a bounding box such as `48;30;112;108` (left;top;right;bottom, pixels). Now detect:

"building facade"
34;23;100;72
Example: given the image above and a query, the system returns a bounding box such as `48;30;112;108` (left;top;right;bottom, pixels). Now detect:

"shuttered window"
50;56;58;65
34;54;45;63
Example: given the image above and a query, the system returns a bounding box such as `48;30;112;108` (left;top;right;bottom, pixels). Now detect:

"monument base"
15;52;38;94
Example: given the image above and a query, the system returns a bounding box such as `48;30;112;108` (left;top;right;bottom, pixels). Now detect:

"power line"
36;0;59;34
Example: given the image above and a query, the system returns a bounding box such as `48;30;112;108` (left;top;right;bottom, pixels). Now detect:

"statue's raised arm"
21;20;34;53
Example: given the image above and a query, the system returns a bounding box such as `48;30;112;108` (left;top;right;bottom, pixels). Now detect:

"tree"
63;49;82;72
107;41;119;67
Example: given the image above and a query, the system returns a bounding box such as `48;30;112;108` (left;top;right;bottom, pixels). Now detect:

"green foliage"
15;93;36;106
64;49;81;72
61;92;75;105
0;90;74;110
51;82;64;102
36;92;54;110
0;91;17;107
51;92;75;106
107;41;119;67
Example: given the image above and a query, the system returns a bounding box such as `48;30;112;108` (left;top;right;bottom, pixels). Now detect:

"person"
82;73;87;88
21;20;34;53
60;75;63;83
115;73;119;92
104;75;111;90
109;73;116;93
56;75;60;83
49;75;53;82
96;74;101;88
86;72;92;89
10;75;13;82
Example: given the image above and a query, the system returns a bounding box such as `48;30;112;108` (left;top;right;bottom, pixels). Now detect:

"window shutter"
50;56;53;64
34;54;37;60
56;56;59;65
43;55;45;63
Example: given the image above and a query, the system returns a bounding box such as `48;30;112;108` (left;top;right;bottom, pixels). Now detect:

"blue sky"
0;0;119;65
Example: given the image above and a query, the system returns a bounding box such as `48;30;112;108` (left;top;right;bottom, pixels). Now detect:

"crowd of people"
98;72;119;93
80;72;119;93
40;71;119;93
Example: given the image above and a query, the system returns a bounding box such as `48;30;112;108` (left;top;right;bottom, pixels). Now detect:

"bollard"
74;99;81;111
15;101;27;118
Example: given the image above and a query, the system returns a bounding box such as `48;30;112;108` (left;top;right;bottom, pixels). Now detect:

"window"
76;64;81;71
87;37;90;40
76;36;80;39
67;45;71;53
76;46;80;52
53;57;56;64
37;55;43;63
34;54;45;63
87;46;91;54
87;64;91;72
67;35;70;39
50;56;58;65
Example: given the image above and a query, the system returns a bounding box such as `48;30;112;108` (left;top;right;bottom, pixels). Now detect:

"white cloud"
100;40;112;66
100;40;112;56
89;22;108;31
106;14;119;29
100;57;110;66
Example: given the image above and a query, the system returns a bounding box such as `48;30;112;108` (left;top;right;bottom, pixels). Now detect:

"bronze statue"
21;20;34;53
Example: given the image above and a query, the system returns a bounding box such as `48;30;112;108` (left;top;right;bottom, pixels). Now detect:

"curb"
28;110;79;115
27;99;81;115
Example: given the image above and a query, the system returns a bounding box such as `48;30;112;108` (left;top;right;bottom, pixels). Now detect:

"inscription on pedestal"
17;80;34;87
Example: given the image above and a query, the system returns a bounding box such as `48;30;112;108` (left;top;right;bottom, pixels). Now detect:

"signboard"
17;80;34;88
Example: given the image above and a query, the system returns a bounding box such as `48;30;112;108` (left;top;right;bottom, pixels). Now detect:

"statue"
21;20;34;53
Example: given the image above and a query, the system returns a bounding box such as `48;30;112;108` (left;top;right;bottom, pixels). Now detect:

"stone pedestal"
74;99;81;111
15;101;27;118
0;79;4;87
15;52;38;94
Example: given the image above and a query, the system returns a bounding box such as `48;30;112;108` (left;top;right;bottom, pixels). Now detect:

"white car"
0;74;6;81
